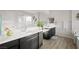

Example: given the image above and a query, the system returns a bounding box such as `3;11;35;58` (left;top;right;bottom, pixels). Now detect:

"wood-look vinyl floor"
40;36;76;49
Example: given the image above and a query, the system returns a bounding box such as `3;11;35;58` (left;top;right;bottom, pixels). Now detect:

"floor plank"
40;36;76;49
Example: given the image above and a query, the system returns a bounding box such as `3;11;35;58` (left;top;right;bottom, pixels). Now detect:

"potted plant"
36;20;44;29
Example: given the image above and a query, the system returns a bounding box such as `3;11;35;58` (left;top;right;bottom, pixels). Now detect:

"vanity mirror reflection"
18;16;35;32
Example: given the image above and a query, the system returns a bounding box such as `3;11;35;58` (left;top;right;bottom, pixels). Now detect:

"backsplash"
0;11;37;37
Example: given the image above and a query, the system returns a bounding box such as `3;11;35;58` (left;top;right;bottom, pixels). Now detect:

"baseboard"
56;34;74;40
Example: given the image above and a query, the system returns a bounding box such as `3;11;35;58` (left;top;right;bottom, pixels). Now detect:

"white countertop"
0;23;56;45
0;27;42;44
42;29;49;32
43;23;56;32
43;23;56;29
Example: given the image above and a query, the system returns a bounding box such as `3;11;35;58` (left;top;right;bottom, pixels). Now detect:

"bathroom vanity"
43;28;55;39
0;27;43;49
43;23;56;39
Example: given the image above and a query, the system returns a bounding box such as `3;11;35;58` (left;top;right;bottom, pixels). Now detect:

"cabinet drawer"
0;40;19;49
23;33;38;39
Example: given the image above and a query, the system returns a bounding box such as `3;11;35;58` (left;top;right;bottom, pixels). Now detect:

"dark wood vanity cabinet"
0;40;19;49
20;33;39;49
50;28;55;36
0;32;41;49
43;27;55;39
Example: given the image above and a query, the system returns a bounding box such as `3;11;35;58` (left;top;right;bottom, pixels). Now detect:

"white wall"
47;10;72;38
0;10;34;36
0;10;75;38
0;11;18;35
30;10;72;38
30;11;49;25
72;10;79;33
46;10;72;38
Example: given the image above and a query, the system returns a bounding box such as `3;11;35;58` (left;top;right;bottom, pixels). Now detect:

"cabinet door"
48;29;52;37
30;36;39;49
51;28;55;36
20;34;39;49
39;32;43;47
43;31;51;39
0;40;19;49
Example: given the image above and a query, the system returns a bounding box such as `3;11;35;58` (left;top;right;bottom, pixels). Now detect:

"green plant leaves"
36;20;44;27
